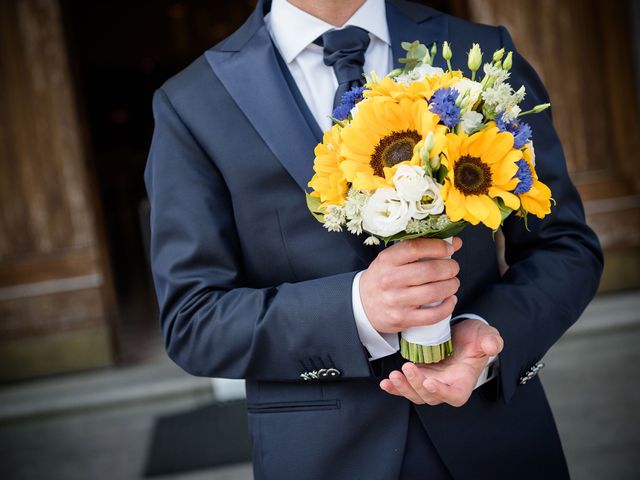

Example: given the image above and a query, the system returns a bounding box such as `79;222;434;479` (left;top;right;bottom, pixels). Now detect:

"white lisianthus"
459;110;484;134
411;176;444;219
393;164;430;202
362;188;412;237
453;78;483;107
395;64;444;85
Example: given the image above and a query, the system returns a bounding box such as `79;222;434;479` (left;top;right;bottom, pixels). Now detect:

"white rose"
411;176;445;219
362;188;412;237
459;110;484;134
453;78;483;107
393;164;430;202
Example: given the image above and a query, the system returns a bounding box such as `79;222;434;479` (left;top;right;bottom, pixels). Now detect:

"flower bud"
429;153;442;171
442;41;452;61
531;103;551;113
468;43;482;72
424;131;435;153
503;52;513;71
492;48;505;63
431;42;437;58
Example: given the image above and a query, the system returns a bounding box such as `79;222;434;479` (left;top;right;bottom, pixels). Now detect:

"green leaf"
437;164;449;183
381;220;468;245
413;45;428;61
496;198;513;224
305;191;325;224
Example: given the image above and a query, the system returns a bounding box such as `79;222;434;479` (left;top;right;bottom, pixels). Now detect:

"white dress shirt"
265;0;496;388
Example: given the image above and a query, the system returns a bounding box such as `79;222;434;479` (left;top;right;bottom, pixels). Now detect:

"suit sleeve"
144;88;373;381
463;27;604;403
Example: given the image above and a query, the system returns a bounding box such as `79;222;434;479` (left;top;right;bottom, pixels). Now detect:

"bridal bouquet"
307;41;553;363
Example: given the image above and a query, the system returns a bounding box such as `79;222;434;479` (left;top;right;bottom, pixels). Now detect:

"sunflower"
339;97;446;191
364;70;463;103
515;144;552;218
441;126;522;229
308;124;348;210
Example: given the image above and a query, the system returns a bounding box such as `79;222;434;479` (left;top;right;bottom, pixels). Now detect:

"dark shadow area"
144;400;252;477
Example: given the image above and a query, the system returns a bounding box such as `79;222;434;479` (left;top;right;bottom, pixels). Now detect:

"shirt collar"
266;0;391;64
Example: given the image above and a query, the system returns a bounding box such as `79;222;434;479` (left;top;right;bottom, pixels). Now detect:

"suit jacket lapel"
205;20;317;193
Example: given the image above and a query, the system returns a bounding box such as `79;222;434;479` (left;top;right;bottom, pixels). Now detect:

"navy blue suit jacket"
144;1;603;478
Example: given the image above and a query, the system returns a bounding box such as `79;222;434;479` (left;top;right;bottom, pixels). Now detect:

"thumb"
479;328;504;357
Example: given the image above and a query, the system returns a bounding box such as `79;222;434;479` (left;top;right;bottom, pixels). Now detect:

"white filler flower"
362;188;412;237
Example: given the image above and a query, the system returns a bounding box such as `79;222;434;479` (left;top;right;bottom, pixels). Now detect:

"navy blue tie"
316;26;370;110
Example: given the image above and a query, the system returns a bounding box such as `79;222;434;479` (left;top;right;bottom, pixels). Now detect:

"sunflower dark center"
370;129;422;176
454;155;492;195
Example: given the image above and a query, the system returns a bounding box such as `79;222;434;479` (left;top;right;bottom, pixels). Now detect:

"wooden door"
0;0;118;381
465;0;640;291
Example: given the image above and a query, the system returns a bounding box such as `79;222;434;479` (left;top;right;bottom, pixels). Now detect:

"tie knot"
316;26;370;83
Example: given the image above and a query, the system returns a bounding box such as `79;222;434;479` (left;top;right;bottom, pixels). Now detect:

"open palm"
380;319;503;407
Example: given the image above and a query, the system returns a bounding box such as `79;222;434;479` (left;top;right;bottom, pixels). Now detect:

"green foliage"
382;220;468;245
305;192;325;223
398;40;430;71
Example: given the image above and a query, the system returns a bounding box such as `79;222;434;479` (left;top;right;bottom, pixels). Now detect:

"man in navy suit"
144;0;603;478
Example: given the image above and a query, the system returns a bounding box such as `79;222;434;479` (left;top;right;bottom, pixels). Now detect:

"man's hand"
379;319;504;407
359;237;463;334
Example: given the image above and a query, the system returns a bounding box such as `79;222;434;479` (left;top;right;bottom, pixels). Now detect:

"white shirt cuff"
352;271;399;360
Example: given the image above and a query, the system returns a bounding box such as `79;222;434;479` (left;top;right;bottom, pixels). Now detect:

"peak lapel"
205;29;317;193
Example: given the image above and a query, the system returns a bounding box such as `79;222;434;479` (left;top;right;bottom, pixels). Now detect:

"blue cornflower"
331;103;352;122
496;113;532;149
341;85;365;105
429;88;461;129
513;159;534;194
332;86;366;121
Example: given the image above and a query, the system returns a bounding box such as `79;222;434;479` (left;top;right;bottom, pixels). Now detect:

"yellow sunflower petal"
485;131;515;162
492;158;520;185
464;195;490;222
488;187;520;210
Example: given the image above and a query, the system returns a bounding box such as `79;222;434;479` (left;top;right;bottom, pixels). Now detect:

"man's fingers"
386;259;460;288
403;295;458;327
401;363;434;400
381;370;425;404
423;377;469;407
478;324;504;357
392;278;460;307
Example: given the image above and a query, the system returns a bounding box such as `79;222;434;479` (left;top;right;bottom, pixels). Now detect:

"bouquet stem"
397;236;454;364
400;336;453;364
